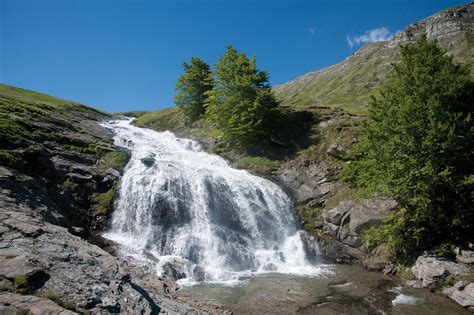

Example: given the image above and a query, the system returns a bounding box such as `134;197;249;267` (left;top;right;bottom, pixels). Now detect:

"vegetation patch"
93;188;116;215
297;204;323;234
98;151;129;172
233;157;282;176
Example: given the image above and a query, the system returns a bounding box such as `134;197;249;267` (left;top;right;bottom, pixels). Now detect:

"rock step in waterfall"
102;119;328;284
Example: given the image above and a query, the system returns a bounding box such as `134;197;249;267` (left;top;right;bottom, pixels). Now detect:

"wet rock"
409;256;470;289
298;230;321;260
141;157;155;167
106;167;121;178
68;226;85;236
66;172;93;182
161;259;190;280
443;281;474;309
0;292;77;315
192;266;207;282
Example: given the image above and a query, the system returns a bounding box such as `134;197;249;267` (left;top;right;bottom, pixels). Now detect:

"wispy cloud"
346;27;393;49
309;25;316;36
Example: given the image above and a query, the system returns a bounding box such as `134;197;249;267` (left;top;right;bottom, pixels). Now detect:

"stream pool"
178;264;469;314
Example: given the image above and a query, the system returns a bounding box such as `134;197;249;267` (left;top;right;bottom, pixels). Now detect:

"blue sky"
1;0;468;112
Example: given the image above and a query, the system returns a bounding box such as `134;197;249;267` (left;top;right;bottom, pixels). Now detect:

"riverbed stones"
408;256;470;289
443;281;474;310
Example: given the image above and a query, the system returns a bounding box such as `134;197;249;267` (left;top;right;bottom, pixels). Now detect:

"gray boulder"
443;281;474;309
455;247;474;264
409;256;470;289
326;143;348;159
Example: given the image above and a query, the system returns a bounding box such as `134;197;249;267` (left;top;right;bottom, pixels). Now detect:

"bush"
343;34;474;262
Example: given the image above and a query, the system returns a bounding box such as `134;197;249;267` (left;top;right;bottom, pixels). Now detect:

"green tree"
342;34;474;261
205;45;278;147
174;57;213;122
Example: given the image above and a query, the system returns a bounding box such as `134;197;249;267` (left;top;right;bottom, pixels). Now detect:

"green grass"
93;188;116;215
297;114;364;165
274;27;474;115
297;204;324;233
114;110;150;118
0;84;108;115
233;156;282;176
98;151;128;172
13;275;27;288
0;84;112;167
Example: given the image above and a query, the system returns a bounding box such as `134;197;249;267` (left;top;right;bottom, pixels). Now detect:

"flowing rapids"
102;119;327;284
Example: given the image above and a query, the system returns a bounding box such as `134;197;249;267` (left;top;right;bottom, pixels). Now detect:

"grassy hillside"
273;4;474;114
0;84;112;166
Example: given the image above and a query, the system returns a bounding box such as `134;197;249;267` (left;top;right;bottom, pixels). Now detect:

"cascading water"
102;119;327;284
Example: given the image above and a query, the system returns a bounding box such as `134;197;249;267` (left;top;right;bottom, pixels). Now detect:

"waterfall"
102;119;326;284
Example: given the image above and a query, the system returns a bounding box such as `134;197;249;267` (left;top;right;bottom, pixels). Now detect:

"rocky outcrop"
321;198;397;254
0;292;76;315
389;3;474;47
0;203;202;313
443;281;474;311
278;158;342;206
455;246;474;264
407;256;470;290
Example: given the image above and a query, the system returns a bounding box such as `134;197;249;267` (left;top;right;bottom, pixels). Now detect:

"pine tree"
174;57;213;122
205;45;278;147
342;34;474;261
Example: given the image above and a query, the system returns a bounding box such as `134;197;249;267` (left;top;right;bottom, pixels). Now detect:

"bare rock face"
278;158;342;206
408;256;470;290
0;292;77;315
443;281;474;310
0;203;203;314
321;198;397;251
389;3;474;47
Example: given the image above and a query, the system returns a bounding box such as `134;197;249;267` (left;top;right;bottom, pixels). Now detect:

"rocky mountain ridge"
273;2;474;113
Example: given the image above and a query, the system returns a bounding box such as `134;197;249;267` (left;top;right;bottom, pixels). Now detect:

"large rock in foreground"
0;205;202;314
443;281;474;310
407;256;470;290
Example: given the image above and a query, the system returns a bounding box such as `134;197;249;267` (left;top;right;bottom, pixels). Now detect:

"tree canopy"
174;57;213;122
342;34;474;261
205;45;278;148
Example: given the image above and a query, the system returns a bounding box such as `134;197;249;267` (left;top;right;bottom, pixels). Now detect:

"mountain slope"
273;3;474;113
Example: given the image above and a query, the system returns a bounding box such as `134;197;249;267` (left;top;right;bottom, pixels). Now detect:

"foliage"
343;34;474;262
175;57;213;122
205;45;278;148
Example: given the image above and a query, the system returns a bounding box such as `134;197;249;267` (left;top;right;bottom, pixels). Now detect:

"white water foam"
390;287;421;305
101;119;329;284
